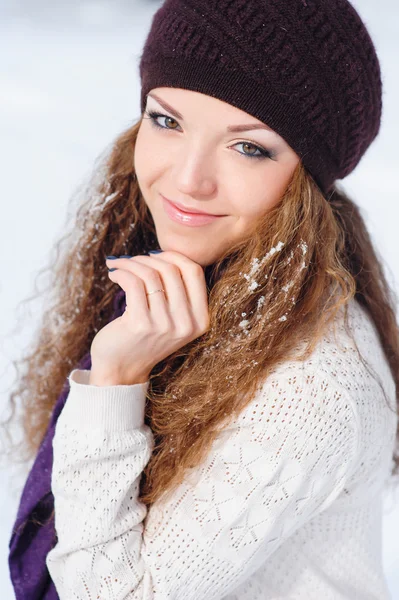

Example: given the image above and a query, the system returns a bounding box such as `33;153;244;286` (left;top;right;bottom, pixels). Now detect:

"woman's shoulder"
268;296;395;403
305;296;395;403
258;296;397;487
239;295;397;449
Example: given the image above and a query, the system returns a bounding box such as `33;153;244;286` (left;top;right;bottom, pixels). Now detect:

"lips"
160;194;224;217
161;195;225;227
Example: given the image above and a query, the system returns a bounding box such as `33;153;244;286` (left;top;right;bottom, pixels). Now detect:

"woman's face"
134;87;300;266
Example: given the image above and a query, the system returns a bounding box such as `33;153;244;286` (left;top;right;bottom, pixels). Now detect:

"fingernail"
108;268;117;272
120;255;132;258
148;250;163;254
106;255;118;260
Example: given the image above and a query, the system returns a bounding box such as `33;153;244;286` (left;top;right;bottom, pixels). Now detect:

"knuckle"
149;319;169;339
175;319;195;338
167;263;181;277
159;318;173;334
191;262;204;277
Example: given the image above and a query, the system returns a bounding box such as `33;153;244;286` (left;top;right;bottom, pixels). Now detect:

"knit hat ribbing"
138;0;383;196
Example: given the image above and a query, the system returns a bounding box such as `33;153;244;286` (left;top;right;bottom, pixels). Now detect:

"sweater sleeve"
46;365;360;599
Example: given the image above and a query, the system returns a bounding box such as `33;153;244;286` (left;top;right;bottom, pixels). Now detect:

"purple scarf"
8;289;127;600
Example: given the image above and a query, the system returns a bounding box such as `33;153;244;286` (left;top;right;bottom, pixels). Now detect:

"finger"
108;256;193;329
107;257;166;299
145;251;209;332
107;267;153;323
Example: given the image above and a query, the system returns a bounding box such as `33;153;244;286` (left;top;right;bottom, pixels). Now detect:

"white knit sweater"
46;297;398;599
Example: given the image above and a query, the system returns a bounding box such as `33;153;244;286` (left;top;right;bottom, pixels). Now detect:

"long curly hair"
2;114;399;510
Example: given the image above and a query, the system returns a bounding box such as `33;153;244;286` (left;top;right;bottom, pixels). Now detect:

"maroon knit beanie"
138;0;383;197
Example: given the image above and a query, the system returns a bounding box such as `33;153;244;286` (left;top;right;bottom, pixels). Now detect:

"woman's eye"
234;142;272;160
144;110;273;160
146;110;180;130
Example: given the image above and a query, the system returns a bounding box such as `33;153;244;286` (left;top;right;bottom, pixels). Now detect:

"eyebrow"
147;92;275;134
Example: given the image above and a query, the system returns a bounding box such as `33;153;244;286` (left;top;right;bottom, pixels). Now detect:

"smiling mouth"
161;195;228;227
160;194;227;217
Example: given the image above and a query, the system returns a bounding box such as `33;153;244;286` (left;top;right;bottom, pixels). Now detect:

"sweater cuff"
60;369;149;431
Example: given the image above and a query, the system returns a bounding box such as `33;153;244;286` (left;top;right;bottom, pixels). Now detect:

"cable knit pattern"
139;0;383;195
45;298;397;599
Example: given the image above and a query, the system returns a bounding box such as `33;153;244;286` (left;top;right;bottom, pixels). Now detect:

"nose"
173;148;217;197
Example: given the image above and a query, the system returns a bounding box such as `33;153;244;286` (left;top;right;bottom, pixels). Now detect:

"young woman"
6;0;399;598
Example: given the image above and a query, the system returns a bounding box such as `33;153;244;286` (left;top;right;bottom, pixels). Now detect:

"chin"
155;240;217;268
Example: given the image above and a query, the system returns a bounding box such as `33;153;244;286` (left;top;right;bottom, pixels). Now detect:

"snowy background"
0;0;398;597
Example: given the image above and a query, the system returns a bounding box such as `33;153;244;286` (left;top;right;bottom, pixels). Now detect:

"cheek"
229;164;295;219
134;125;167;185
228;178;278;220
134;126;151;183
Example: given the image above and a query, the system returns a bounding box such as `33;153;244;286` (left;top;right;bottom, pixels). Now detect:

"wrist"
89;370;150;386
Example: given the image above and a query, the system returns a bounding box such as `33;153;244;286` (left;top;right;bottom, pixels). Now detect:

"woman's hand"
89;251;210;386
